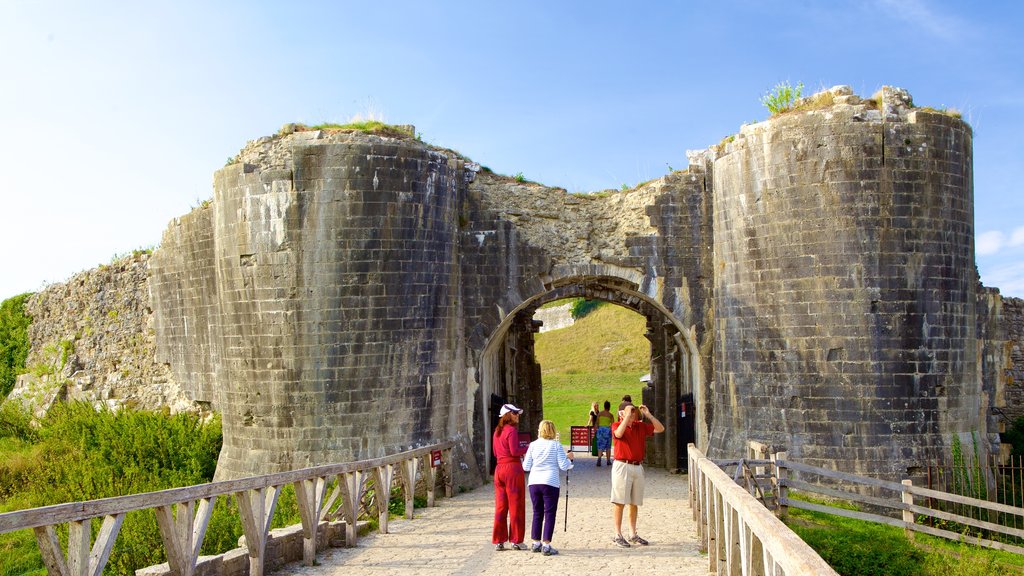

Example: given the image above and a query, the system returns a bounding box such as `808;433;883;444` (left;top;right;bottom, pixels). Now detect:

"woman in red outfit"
492;403;527;550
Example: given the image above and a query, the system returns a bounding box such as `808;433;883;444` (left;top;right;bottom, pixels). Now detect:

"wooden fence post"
374;464;396;534
341;470;366;547
401;457;419;520
901;479;914;541
773;451;788;520
293;476;328;566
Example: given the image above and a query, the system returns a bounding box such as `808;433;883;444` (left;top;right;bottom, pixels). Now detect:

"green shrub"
0;293;32;399
0;403;224;575
1001;416;1024;457
761;81;804;115
569;298;602;319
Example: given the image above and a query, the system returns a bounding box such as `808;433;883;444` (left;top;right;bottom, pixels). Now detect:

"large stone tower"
709;87;977;476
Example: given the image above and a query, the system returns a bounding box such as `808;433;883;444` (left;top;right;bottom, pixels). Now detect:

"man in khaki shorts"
610;401;664;547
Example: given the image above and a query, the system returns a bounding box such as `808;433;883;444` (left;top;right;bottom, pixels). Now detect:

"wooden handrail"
688;444;839;575
0;440;456;576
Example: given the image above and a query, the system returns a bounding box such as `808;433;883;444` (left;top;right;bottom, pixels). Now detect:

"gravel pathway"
278;454;710;575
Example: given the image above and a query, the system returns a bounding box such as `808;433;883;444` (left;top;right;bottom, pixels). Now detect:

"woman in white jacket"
522;420;574;556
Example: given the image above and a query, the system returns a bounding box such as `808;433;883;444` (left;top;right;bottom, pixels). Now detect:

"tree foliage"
0;293;32;399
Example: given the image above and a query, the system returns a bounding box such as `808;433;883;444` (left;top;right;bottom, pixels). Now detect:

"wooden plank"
908;503;1024;540
68;520;89;576
782;499;905;528
341;470;366;547
423;455;437;508
293;476;327;566
908;522;1024;555
374;464;395;534
0;440;455;534
192;498;214;561
34;525;68;576
321;478;344;522
401;457;419;520
907;483;1024;516
155;502;194;576
235;485;282;576
87;514;124;576
782;478;901;512
902;479;914;540
779;460;906;492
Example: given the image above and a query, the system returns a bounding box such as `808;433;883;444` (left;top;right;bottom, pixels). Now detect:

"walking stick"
564;468;570;532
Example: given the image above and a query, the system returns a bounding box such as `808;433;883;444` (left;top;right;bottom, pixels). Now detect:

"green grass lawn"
534;302;650;442
541;372;645;442
786;494;1024;576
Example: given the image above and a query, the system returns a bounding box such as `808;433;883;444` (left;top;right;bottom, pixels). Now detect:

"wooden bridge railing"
0;440;455;576
687;444;839;576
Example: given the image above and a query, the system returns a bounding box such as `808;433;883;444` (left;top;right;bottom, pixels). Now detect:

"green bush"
1001;416;1024;458
0;403;224;575
569;298;602;319
0;293;32;399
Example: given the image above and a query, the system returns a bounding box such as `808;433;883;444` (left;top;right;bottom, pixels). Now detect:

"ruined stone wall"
1001;296;1024;424
710;87;977;477
8;253;191;415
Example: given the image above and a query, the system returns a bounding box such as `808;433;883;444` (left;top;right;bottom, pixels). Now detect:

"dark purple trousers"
529;483;561;542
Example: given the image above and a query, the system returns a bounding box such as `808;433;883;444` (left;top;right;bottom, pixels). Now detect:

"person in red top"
610;401;664;548
492;403;528;550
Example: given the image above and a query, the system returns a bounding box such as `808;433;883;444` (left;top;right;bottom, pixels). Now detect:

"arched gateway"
147;87;1002;489
478;269;703;473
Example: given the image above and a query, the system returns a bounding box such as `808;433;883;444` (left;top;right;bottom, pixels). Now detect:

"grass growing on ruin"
534;302;649;439
305;120;416;138
785;494;1024;575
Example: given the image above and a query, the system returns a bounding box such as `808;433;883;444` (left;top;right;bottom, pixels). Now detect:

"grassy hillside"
534;301;649;374
534;302;649;440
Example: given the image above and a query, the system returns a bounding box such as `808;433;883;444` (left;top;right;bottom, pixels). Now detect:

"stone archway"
476;270;703;473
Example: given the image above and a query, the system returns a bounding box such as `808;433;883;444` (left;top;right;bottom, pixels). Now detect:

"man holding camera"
610;401;664;548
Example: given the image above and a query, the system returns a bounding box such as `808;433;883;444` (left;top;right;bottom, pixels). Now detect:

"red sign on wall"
430;450;442;468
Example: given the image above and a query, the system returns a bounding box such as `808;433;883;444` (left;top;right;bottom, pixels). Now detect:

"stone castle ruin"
10;86;1024;487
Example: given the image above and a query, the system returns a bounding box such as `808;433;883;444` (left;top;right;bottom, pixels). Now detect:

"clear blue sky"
2;1;1022;300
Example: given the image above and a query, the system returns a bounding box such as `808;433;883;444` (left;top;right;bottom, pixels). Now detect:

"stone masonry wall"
1001;297;1024;424
150;131;477;481
149;205;219;407
8;253;193;415
710;87;977;477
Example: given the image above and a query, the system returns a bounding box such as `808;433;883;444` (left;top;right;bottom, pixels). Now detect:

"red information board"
430;449;442;468
569;426;591;452
518;432;531;452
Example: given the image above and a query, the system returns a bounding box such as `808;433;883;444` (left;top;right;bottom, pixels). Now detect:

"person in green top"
594;400;614;466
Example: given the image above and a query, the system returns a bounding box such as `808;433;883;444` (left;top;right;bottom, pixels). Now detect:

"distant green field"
533;302;649;442
540;372;645;442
